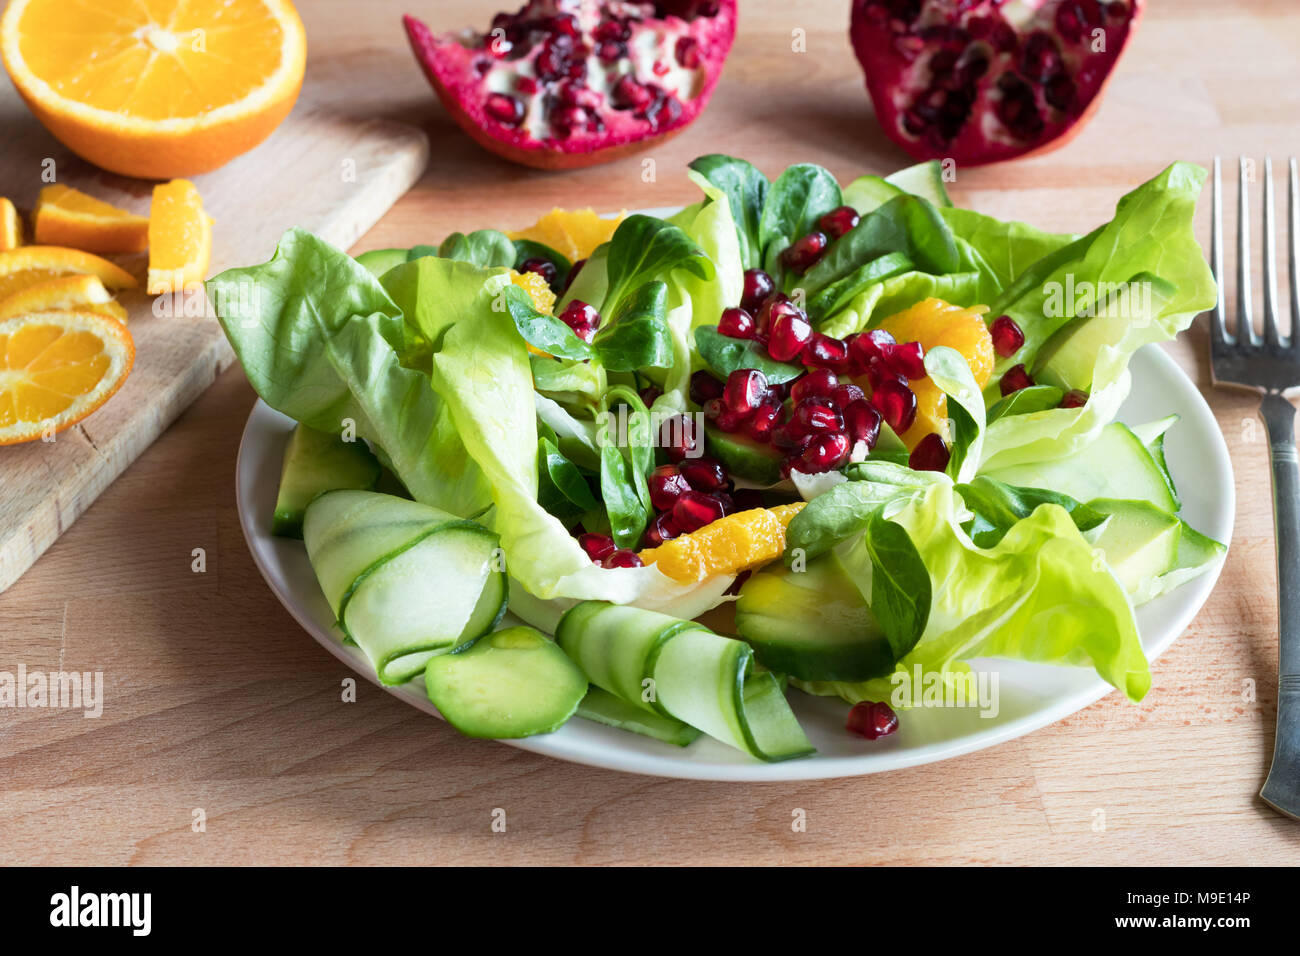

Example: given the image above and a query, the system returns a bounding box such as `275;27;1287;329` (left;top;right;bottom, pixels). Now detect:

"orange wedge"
0;310;134;445
640;503;805;584
0;199;22;251
33;185;149;254
508;208;626;263
148;180;212;295
0;275;127;323
0;246;137;303
0;0;307;179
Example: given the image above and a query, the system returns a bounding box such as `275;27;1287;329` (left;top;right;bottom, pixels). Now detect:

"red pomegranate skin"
849;0;1144;166
403;1;738;170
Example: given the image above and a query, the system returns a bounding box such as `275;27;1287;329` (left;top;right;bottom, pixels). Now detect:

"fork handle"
1260;392;1300;819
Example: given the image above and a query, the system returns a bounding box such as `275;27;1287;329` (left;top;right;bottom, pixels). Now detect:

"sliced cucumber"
735;552;893;681
424;626;586;738
885;161;953;208
704;421;782;485
576;687;702;747
1088;498;1181;597
841;175;904;216
1151;521;1227;598
1131;414;1181;510
272;424;381;538
985;422;1178;512
355;248;410;279
343;522;506;684
557;601;814;761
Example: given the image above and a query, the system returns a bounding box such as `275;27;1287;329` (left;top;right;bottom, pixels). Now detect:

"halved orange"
147;180;212;295
0;0;307;179
0;310;134;445
0;275;128;323
0;199;22;251
507;208;626;263
33;184;149;254
0;245;137;303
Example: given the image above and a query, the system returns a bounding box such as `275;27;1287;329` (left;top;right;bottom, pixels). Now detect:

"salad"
210;155;1222;763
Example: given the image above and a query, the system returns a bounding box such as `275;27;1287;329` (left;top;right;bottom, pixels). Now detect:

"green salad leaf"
759;163;842;282
954;476;1105;548
439;229;517;269
592;280;674;371
695;325;804;384
688;154;770;271
602;214;714;318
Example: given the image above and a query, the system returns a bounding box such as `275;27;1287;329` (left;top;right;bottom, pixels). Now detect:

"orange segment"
509;269;558;358
0;245;137;302
870;298;994;448
0;310;134;444
0;274;127;323
640;503;806;584
0;0;307;179
507;208;626;262
33;184;149;254
147;180;212;295
0;199;22;251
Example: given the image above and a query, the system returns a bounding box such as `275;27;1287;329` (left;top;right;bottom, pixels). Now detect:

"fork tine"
1210;157;1233;354
1239;157;1260;347
1290;157;1300;353
1263;157;1285;352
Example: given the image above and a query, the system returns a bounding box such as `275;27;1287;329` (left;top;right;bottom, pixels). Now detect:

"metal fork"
1209;156;1300;820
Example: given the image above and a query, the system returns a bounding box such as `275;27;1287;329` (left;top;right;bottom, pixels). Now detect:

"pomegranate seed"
639;385;662;408
718;307;756;339
675;35;701;68
767;310;813;362
990;315;1025;357
724;368;769;416
659;414;700;462
711;491;735;516
818;205;861;240
793;400;844;433
865;358;908;392
802;333;852;373
612;75;655;111
648;464;691;511
559;300;601;342
871;379;918;434
999;364;1035;396
516;76;539;95
689;370;725;405
909;432;951;472
704;398;744;433
845;700;899;740
679;457;729;492
673;490;726;532
772;421;814;452
603;549;644;568
847;328;897;375
781;231;829;274
745;403;782;442
885;341;926;380
843;399;882;449
797;431;851;474
518;256;557;286
485;93;525;126
756;294;794;337
831;383;865;408
740;269;775;313
1060;388;1089;408
790;368;839;405
578;533;616;563
644;511;681;547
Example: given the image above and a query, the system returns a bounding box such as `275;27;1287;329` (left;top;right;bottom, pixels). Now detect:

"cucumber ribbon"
557;602;814;762
303;490;508;685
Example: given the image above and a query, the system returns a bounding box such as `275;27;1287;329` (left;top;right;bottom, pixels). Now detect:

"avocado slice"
1088;498;1181;595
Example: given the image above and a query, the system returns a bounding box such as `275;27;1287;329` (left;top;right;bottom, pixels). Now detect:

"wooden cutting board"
0;67;429;594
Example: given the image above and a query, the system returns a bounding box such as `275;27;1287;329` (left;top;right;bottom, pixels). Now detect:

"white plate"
236;344;1234;781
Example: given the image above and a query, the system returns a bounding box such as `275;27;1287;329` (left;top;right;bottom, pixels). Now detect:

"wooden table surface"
4;0;1300;865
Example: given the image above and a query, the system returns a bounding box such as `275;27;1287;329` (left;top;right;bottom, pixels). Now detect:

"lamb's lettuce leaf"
688;154;769;271
601;214;714;319
759;162;842;283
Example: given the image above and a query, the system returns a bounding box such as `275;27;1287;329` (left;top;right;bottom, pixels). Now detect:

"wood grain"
2;0;1300;866
0;31;430;593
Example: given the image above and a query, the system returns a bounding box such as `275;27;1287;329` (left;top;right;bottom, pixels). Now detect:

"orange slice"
0;0;307;179
640;503;805;584
508;208;626;263
0;199;22;251
870;298;994;448
0;310;134;445
147;180;212;295
0;245;137;302
33;185;149;254
0;275;127;323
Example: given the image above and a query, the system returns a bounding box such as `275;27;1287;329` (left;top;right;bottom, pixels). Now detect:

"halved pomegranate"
849;0;1143;166
404;1;738;170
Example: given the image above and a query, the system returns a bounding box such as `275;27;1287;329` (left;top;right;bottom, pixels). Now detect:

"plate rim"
235;344;1235;782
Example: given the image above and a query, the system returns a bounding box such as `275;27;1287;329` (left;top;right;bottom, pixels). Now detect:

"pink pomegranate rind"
849;0;1144;166
404;1;738;170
